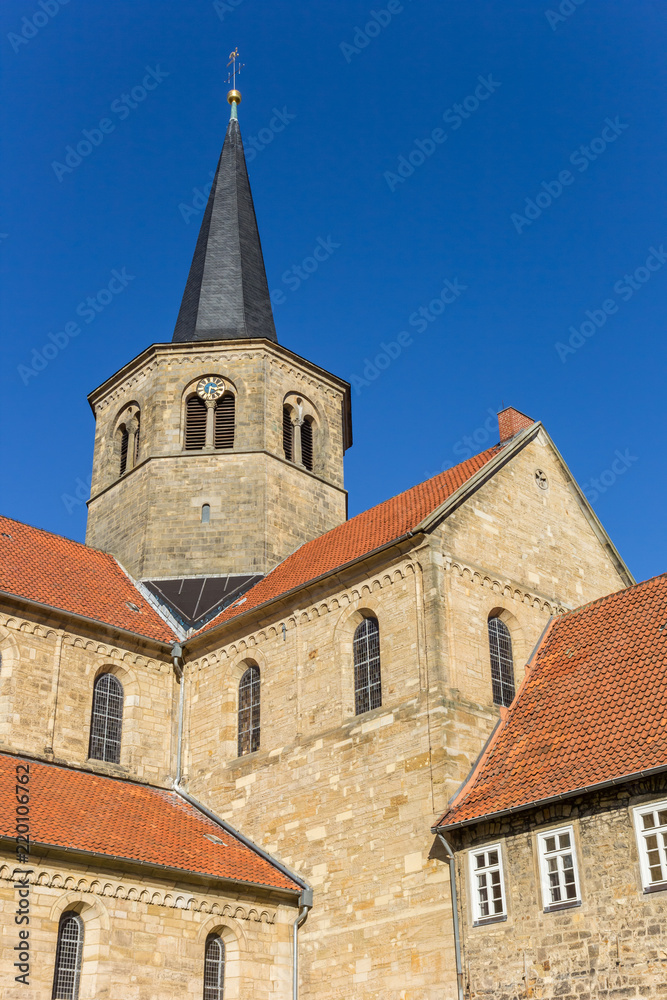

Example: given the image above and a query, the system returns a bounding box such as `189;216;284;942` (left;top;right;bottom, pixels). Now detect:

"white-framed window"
537;826;581;910
469;844;507;923
633;799;667;892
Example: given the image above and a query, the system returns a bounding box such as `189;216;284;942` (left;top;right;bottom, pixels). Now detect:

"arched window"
52;911;84;1000
238;665;260;756
201;503;211;524
283;406;293;461
203;934;225;1000
119;425;129;476
134;411;140;463
214;394;235;449
354;617;381;715
301;418;313;471
488;617;515;707
185;395;207;450
88;673;123;764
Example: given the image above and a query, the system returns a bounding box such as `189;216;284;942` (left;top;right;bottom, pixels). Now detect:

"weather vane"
226;48;244;91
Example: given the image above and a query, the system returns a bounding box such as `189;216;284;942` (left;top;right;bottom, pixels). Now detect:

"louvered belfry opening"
354;617;382;715
88;673;124;764
301;418;313;471
238;664;260;756
185;395;207;450
119;426;129;475
488;617;515;707
52;912;84;1000
214;393;235;449
203;935;225;1000
283;407;293;461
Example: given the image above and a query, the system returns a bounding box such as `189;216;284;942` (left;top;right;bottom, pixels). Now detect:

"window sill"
643;881;667;894
543;899;581;913
473;914;507;927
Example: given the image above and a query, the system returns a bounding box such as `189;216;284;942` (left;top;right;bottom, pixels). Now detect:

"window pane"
354;618;381;715
488;850;498;866
238;666;260;756
488;618;515;707
559;833;571;849
643;812;656;829
88;674;123;764
545;837;556;853
52;913;83;1000
203;935;225;1000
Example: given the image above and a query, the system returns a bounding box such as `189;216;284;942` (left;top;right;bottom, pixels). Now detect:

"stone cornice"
0;863;276;922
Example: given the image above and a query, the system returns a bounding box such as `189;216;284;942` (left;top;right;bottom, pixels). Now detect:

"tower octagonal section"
85;338;351;586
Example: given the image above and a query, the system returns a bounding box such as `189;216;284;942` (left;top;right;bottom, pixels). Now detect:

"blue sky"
1;0;665;583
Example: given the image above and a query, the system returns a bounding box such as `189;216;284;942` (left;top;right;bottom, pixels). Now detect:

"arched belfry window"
116;404;141;477
354;617;382;715
88;673;123;764
203;934;225;1000
488;617;515;707
214;393;235;449
283;406;294;461
238;665;260;756
52;911;84;1000
185;395;208;450
301;418;313;471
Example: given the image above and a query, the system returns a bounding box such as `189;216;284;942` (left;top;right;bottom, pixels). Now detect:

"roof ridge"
0;513;112;559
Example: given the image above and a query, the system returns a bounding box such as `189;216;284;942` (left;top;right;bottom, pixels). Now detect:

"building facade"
1;86;664;1000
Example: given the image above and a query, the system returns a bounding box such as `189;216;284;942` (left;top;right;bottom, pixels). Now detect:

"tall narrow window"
238;665;260;756
354;617;382;715
470;846;506;923
88;673;123;764
185;395;207;450
119;426;129;475
488;617;515;707
301;419;313;471
201;503;211;524
537;826;581;910
203;934;225;1000
214;394;235;449
283;407;293;461
52;912;84;1000
634;799;667;891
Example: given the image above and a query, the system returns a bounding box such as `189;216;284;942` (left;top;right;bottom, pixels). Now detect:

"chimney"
498;406;534;444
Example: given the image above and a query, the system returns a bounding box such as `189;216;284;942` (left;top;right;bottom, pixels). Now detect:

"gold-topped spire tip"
227;89;242;105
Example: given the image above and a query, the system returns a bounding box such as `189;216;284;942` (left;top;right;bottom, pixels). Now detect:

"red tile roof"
436;573;667;829
0;516;176;643
0;753;300;891
201;446;503;632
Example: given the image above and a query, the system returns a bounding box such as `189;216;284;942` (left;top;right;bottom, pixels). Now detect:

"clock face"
196;376;225;401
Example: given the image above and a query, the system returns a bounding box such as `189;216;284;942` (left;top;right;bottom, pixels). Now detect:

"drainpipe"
169;642;313;999
437;833;464;1000
293;888;313;1000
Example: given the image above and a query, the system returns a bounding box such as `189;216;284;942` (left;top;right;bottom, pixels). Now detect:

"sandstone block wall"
0;854;294;1000
85;341;349;581
450;779;667;998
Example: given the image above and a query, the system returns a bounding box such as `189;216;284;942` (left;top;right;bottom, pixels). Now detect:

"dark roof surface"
0;753;300;891
436;573;667;829
172;114;277;343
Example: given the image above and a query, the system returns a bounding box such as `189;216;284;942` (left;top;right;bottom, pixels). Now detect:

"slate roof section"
0;753;300;891
435;573;667;829
0;516;176;643
172;115;277;343
199;445;503;633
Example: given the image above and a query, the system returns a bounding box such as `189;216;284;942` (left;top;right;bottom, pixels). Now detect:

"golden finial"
226;48;244;109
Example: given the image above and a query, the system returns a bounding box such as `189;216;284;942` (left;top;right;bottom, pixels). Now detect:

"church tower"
85;87;352;630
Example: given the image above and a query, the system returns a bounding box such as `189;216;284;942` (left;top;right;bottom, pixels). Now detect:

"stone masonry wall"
0;854;294;1000
0;615;175;785
451;779;667;998
85;341;348;581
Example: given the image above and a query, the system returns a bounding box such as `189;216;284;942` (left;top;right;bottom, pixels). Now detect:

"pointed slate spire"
172;91;277;343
